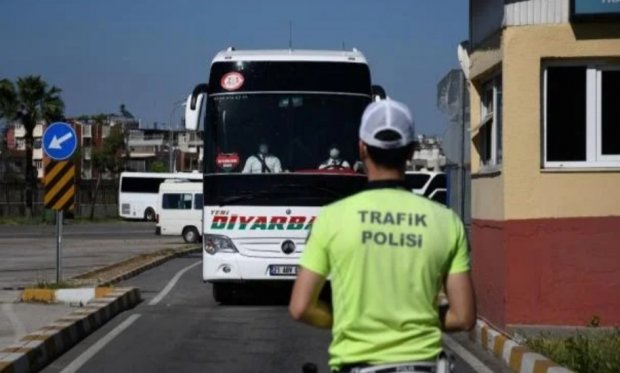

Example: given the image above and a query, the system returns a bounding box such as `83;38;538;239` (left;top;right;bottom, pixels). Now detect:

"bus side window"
163;193;193;209
194;194;203;210
163;193;180;209
180;193;191;209
122;177;162;193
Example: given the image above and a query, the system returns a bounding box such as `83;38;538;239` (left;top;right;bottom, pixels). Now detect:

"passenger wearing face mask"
242;143;283;174
319;146;351;170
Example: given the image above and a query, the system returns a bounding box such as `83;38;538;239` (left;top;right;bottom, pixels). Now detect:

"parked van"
156;181;203;243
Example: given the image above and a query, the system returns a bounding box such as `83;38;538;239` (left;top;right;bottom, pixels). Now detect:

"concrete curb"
77;246;201;286
470;320;573;373
0;287;141;373
21;287;113;304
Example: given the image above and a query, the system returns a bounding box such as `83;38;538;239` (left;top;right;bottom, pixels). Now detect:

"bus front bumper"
203;253;300;282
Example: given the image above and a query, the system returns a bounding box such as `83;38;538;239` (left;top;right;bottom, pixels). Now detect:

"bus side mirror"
372;85;386;101
185;84;208;131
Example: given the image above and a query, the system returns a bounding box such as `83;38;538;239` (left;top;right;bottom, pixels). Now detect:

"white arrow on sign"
49;132;73;150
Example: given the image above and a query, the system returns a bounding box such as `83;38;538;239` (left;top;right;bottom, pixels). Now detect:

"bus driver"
242;142;283;174
319;145;351;170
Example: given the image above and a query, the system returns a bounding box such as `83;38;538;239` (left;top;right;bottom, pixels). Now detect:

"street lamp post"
169;100;186;172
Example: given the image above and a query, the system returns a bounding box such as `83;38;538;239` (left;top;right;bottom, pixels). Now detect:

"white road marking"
443;334;495;373
60;313;141;373
148;260;201;306
1;303;27;342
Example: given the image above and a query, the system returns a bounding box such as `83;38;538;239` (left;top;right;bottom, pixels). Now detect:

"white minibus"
156;181;203;243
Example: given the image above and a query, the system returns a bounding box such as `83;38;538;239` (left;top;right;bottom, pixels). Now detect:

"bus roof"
212;48;368;64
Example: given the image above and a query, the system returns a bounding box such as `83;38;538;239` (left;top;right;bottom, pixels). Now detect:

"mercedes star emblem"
281;240;296;255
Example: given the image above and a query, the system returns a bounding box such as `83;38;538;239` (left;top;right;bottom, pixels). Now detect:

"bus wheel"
213;283;235;304
144;208;156;222
182;226;199;243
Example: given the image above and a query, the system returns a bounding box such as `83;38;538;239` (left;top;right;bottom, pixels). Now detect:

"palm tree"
0;76;65;217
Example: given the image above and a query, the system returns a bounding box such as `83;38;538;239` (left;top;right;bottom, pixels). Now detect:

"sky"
0;0;468;136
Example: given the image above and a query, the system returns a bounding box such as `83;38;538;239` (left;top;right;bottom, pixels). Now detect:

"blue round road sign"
42;122;78;161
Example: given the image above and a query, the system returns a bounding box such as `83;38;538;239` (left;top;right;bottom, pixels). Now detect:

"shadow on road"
217;283;332;307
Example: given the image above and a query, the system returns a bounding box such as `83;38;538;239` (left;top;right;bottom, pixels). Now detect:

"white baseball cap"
359;99;415;149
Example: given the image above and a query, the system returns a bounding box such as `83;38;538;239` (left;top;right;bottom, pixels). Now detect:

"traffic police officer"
290;99;475;373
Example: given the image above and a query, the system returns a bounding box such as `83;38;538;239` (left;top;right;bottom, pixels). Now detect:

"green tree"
90;120;126;220
0;76;64;217
149;160;166;173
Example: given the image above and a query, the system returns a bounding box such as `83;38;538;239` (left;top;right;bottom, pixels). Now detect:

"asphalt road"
0;222;187;288
43;254;509;373
0;221;158;239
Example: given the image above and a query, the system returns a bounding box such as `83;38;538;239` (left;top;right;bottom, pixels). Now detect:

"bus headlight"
204;234;238;255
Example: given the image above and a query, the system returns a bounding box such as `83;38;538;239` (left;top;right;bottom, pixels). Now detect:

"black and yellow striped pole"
44;160;76;211
42;121;78;283
43;158;76;283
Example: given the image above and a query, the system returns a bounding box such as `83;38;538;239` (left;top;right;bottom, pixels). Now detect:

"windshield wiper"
274;184;341;197
217;190;282;206
216;184;341;206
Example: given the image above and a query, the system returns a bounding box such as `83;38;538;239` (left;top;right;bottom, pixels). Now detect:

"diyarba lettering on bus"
358;210;426;248
210;215;315;230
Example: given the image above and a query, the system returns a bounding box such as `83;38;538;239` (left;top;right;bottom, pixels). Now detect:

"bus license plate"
269;265;298;276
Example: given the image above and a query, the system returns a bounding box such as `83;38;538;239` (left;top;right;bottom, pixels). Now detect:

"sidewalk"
0;291;73;349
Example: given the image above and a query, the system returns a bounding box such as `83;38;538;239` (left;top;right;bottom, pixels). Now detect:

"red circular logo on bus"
220;72;245;91
216;153;240;171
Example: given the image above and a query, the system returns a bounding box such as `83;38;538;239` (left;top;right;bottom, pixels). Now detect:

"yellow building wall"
469;47;504;221
471;23;620;221
503;24;620;220
471;174;505;221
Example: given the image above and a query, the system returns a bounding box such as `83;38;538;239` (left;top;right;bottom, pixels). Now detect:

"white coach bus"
118;171;202;221
184;48;447;303
184;48;389;303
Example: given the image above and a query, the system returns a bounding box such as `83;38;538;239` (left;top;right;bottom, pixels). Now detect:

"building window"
126;159;146;172
600;69;620;158
474;77;502;170
81;160;92;180
82;125;92;138
82;160;93;180
544;64;620;168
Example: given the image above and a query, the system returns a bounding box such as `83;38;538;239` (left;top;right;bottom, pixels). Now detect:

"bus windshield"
209;93;371;173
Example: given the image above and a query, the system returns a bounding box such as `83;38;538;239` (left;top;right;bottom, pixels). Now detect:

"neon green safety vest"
300;184;470;369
